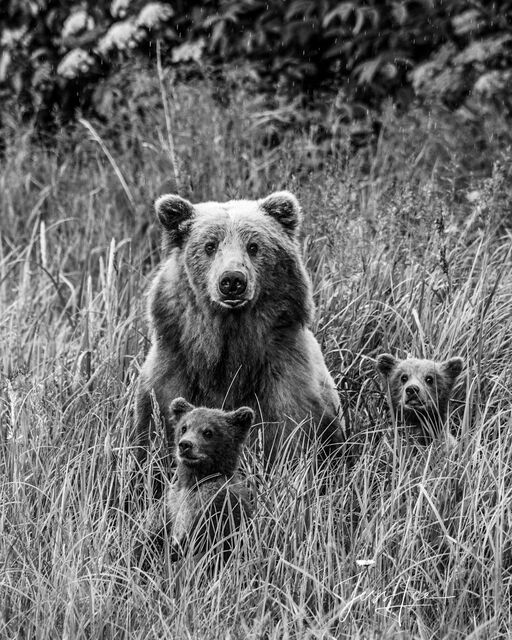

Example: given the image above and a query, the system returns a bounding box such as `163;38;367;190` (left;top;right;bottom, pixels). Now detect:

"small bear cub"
376;354;464;446
165;398;254;561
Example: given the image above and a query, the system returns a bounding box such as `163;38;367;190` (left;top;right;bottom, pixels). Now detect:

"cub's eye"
425;375;434;385
247;242;259;256
203;429;213;439
400;374;408;383
181;425;187;435
204;241;217;255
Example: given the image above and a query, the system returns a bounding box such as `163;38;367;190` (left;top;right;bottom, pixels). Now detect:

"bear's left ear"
260;191;302;237
230;407;254;437
169;397;195;421
441;357;464;382
376;353;397;377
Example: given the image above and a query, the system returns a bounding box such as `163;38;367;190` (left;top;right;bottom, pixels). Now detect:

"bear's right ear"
154;194;195;247
376;353;397;377
230;407;254;437
260;191;302;237
441;357;464;382
169;397;194;421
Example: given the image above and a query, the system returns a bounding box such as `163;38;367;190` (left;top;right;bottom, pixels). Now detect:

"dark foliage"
2;0;512;129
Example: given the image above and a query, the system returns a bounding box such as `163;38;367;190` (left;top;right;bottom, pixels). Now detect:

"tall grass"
1;73;511;639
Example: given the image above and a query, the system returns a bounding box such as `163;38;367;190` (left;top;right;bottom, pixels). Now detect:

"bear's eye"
425;375;434;385
400;374;408;383
181;425;187;435
247;242;259;256
204;241;217;256
203;429;213;439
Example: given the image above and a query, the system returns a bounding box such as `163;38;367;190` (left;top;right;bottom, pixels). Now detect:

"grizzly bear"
376;354;463;446
135;191;344;467
164;398;254;561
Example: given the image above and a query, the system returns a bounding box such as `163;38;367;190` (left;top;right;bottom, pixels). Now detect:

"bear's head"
169;397;254;477
154;191;312;323
376;354;463;435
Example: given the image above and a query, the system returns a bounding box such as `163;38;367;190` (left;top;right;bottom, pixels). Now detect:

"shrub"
1;0;512;130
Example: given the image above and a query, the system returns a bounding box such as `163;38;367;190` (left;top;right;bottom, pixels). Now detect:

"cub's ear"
259;191;302;237
441;357;464;381
169;397;194;421
230;407;254;436
376;353;398;377
154;194;195;247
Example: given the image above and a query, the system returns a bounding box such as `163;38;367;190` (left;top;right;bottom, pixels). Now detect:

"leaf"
324;42;353;60
285;1;316;20
323;2;355;28
210;21;226;50
392;3;408;26
355;55;383;84
0;51;11;83
367;7;380;29
451;9;484;37
92;84;116;118
353;8;366;35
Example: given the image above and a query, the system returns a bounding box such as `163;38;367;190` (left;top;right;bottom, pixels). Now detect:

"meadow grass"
1;73;512;639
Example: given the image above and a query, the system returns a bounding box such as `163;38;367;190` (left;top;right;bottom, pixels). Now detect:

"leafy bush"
0;0;186;129
2;0;512;130
411;3;512;117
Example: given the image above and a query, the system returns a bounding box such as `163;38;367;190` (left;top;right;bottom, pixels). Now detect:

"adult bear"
135;191;344;466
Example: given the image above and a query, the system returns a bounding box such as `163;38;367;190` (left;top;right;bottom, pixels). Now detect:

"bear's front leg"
134;383;155;463
134;342;190;464
131;364;188;503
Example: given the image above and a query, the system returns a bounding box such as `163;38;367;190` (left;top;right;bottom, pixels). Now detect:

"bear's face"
376;354;463;427
155;191;305;314
169;398;254;477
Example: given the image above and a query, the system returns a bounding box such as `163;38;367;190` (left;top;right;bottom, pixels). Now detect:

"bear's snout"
405;384;420;399
178;439;193;454
218;270;247;299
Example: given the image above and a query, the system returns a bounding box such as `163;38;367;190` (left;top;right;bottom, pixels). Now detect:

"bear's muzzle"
217;270;249;308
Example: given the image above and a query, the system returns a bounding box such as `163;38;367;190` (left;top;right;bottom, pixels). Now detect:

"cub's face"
154;192;302;313
377;354;463;422
169;398;254;475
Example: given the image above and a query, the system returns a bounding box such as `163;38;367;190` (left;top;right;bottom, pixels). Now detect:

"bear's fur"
376;354;464;446
164;398;254;561
135;191;344;466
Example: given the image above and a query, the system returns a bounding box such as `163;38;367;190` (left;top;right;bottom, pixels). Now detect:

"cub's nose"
178;440;192;454
405;385;420;398
219;271;247;297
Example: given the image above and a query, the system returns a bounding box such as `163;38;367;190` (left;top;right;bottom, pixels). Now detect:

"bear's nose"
219;271;247;297
178;439;193;454
405;385;420;398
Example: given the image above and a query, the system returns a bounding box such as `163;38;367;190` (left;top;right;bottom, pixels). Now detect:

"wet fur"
135;192;343;465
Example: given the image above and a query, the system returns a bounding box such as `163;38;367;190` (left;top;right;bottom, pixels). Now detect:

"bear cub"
376;354;464;446
164;398;254;561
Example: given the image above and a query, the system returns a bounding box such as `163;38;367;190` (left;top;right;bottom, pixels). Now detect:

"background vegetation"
2;1;512;638
2;0;512;132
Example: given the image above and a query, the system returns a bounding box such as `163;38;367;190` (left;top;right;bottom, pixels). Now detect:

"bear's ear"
441;357;464;382
259;191;302;237
376;353;398;377
169;397;194;421
230;407;254;436
154;194;195;247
